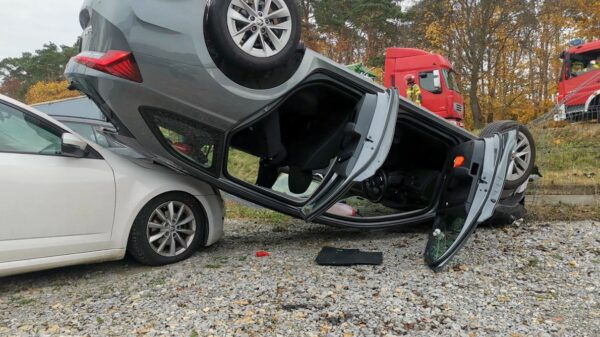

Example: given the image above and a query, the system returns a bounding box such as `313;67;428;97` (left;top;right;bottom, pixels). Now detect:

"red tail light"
74;50;143;83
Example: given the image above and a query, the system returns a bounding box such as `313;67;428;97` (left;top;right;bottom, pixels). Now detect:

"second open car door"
298;89;399;221
424;129;518;270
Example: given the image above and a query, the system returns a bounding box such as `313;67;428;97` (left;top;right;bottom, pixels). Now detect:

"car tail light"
74;50;143;83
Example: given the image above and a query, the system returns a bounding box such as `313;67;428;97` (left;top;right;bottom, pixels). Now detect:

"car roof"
31;96;106;121
53;115;115;129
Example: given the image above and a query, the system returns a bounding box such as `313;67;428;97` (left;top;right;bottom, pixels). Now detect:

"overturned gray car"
65;0;536;269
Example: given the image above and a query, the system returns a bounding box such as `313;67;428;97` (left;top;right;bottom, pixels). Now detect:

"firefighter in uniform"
405;74;422;106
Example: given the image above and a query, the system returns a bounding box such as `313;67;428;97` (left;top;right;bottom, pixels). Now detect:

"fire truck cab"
384;48;465;127
556;39;600;122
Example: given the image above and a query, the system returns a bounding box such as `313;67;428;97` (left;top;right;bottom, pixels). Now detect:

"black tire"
480;120;536;189
127;193;206;266
207;0;301;70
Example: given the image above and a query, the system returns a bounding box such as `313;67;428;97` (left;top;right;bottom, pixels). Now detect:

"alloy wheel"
227;0;293;58
507;131;532;182
146;201;196;257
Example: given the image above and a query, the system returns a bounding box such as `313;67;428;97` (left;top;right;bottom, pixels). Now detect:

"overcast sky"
0;0;82;60
0;0;417;60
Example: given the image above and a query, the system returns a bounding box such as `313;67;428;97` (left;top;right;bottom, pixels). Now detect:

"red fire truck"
384;48;465;127
556;39;600;121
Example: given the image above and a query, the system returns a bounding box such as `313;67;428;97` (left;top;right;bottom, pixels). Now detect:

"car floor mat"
315;247;383;266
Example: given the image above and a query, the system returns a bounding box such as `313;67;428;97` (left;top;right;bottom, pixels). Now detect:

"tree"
0;43;78;100
406;0;579;128
565;0;600;40
25;80;80;105
301;0;405;66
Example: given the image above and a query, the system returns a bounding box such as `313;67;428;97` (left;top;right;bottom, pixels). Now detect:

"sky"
0;0;82;60
0;0;416;60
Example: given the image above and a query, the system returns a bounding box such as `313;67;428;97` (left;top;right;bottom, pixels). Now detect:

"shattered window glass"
144;109;220;170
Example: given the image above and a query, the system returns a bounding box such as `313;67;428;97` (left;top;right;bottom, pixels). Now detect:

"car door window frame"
419;71;443;94
0;102;65;156
220;79;369;208
0;101;102;159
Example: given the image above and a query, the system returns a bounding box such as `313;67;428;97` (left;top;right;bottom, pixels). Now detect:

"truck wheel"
480;121;536;189
207;0;301;71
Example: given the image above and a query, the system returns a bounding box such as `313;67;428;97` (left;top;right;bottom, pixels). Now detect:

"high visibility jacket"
407;84;422;106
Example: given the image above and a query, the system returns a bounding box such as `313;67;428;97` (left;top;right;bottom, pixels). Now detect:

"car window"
0;102;62;155
443;69;461;92
95;129;146;159
93;128;111;147
144;109;220;170
565;50;600;79
419;71;439;93
63;122;97;144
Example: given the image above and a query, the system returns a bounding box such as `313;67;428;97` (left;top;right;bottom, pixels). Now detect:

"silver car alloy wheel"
227;0;293;58
146;201;196;257
507;131;532;182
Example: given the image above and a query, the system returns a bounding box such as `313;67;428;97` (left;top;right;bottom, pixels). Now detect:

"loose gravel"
0;220;598;337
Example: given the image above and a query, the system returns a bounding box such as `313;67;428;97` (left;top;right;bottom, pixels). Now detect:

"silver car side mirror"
61;133;88;158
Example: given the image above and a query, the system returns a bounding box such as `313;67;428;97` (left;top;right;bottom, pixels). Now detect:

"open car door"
425;129;518;270
300;89;399;221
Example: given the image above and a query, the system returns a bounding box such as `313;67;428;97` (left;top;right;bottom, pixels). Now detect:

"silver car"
65;0;536;269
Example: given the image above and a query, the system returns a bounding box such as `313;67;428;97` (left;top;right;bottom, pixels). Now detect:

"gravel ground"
0;219;598;337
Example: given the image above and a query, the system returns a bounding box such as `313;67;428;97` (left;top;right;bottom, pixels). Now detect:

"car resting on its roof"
65;0;536;269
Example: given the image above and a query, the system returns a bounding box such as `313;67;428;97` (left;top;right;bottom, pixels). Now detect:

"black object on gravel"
316;247;383;266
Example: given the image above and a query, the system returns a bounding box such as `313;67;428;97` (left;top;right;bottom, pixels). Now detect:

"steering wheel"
362;169;388;203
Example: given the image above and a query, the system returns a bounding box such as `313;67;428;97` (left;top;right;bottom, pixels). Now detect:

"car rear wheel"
128;193;206;266
207;0;301;70
480;120;536;189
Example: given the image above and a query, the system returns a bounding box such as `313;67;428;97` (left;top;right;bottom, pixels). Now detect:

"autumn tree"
0;43;78;100
300;0;405;66
406;0;589;127
25;80;80;105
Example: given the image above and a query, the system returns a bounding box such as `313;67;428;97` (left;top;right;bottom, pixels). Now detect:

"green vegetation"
0;43;78;100
526;203;600;222
225;200;291;225
17;298;35;306
530;123;600;193
227;149;260;185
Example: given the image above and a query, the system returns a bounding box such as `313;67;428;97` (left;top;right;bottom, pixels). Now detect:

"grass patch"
205;264;223;269
530;123;600;191
17;298;34;306
225;200;291;225
526;203;600;222
227;149;260;185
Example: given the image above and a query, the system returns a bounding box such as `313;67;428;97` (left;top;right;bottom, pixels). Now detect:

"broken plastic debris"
255;251;271;257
